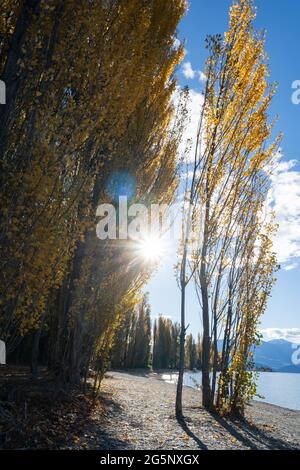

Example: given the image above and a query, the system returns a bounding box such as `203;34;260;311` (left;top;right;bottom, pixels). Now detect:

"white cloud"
182;62;206;83
184;88;204;147
182;61;195;79
261;328;300;344
173;86;204;163
198;71;207;83
268;152;300;269
173;37;181;50
184;91;204;164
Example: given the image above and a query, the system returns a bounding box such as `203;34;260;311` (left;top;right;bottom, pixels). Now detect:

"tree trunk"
200;177;213;409
201;298;211;409
200;230;212;408
217;295;233;407
176;278;186;419
176;242;189;419
31;311;46;376
210;317;218;407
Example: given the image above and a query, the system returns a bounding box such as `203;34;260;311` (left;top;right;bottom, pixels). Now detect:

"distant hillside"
217;339;300;373
253;339;295;371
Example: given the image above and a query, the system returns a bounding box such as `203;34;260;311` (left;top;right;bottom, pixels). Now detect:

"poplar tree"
176;0;279;414
193;0;279;412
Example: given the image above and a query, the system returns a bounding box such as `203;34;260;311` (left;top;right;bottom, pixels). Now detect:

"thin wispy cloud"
284;263;299;271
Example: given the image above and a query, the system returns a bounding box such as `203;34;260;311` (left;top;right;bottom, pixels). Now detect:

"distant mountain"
253;339;295;371
217;339;300;373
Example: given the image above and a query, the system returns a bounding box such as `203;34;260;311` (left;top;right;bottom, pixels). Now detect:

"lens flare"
137;235;165;262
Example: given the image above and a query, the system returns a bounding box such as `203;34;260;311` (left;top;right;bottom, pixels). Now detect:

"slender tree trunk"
176;241;190;419
200;222;212;408
217;295;233;407
176;276;186;419
200;175;213;409
210;316;218;407
31;311;46;376
201;292;211;408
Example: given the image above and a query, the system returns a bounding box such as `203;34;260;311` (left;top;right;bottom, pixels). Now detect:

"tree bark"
201;290;211;408
200;200;212;409
176;277;186;419
31;311;46;376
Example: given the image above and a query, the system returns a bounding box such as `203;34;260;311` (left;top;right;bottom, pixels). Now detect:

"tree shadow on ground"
80;392;132;450
208;410;295;450
176;416;208;450
0;366;130;450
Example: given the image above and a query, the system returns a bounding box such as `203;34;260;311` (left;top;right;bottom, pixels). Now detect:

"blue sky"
145;0;300;342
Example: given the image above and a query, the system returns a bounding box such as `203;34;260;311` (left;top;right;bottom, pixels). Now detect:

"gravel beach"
72;371;300;450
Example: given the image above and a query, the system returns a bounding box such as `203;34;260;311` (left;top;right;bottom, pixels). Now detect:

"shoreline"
113;368;300;413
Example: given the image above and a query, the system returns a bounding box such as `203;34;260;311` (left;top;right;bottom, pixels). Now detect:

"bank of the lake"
69;371;300;450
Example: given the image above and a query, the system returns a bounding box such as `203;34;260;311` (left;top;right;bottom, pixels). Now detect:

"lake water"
161;371;300;411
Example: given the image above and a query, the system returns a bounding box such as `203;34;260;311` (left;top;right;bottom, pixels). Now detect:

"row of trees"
153;317;203;370
176;0;279;417
111;298;202;371
110;296;151;370
0;0;187;385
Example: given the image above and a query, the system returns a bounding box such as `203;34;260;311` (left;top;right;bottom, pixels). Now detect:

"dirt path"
71;371;300;450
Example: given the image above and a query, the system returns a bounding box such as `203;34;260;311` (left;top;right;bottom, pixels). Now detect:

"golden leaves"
0;0;186;366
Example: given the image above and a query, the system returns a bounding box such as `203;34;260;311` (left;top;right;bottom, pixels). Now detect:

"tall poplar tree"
176;0;279;415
